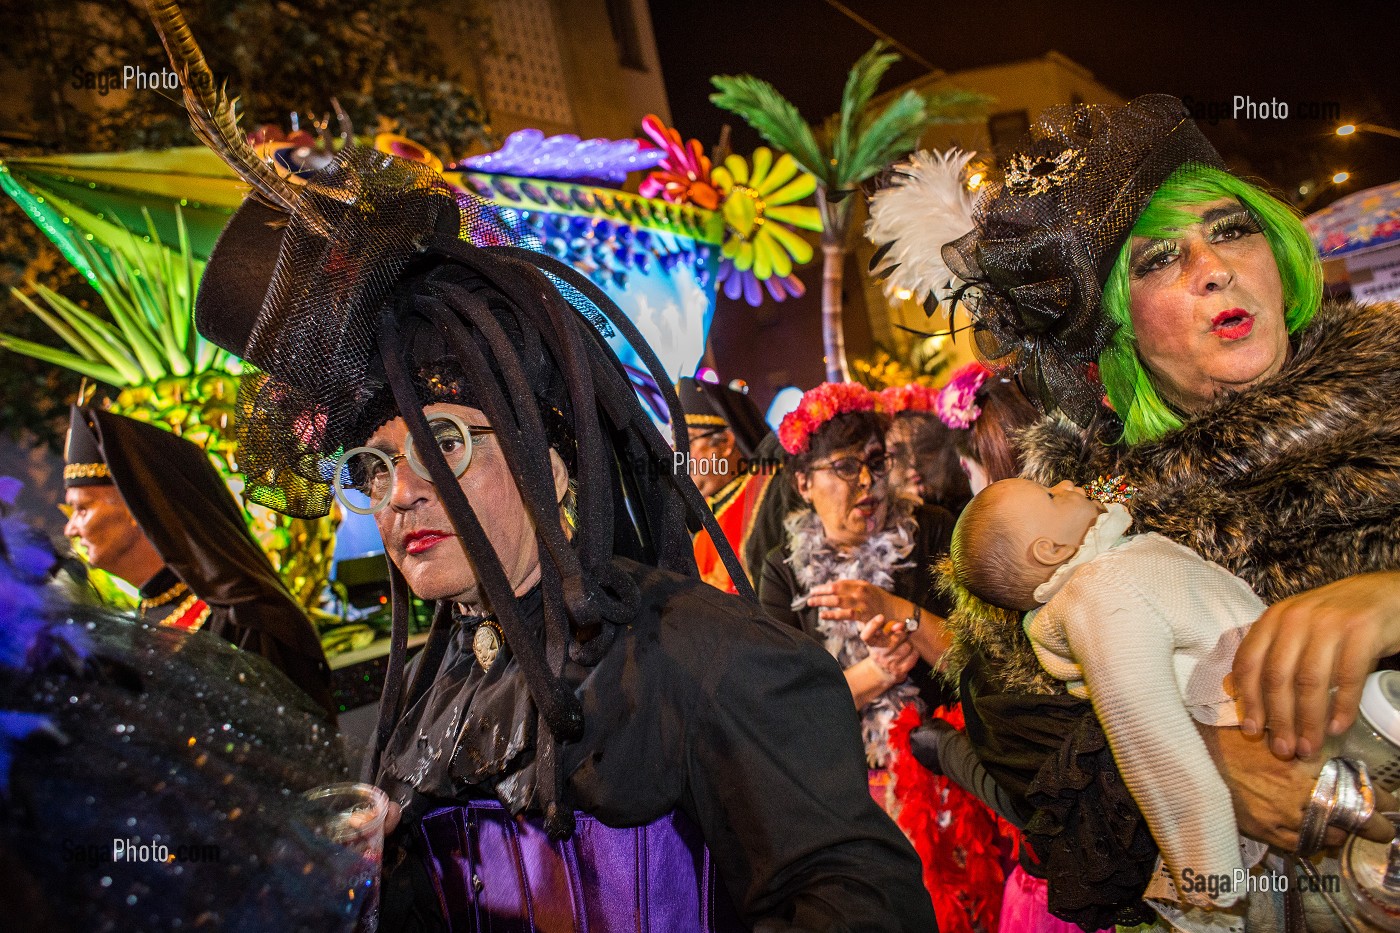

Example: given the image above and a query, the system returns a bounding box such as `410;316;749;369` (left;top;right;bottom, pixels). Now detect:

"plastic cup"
1342;814;1400;930
303;782;389;933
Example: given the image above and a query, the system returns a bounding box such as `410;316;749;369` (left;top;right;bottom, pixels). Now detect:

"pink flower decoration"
638;115;720;210
778;382;878;455
934;363;992;430
877;384;940;416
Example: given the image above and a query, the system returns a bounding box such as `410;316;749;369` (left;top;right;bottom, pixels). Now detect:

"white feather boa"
865;148;977;306
783;503;923;767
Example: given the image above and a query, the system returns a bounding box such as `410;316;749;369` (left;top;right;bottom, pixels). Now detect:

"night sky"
648;0;1400;210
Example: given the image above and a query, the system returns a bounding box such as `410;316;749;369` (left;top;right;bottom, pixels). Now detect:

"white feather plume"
865;148;977;305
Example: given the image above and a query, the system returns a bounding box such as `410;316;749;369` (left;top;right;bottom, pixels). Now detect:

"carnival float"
0;115;821;659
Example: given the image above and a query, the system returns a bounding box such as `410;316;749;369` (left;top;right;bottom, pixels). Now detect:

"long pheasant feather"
145;0;299;214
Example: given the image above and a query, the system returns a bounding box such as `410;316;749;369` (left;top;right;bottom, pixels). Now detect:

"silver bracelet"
1297;757;1339;857
1296;757;1377;857
1330;759;1376;836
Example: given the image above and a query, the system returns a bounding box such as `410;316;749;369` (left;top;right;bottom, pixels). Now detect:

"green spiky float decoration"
0;165;337;620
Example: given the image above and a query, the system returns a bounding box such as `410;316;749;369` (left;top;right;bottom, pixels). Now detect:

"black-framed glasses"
810;454;889;484
332;413;495;514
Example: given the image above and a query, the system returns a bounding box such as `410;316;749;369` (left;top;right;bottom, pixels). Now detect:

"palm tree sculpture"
712;42;986;382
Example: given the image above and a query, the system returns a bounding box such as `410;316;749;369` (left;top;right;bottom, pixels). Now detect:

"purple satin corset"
419;801;747;932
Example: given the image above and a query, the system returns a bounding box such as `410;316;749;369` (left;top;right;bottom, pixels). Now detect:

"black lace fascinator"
942;94;1224;425
149;0;753;838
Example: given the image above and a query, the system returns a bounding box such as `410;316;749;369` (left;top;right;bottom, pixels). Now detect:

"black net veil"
942;94;1225;425
212;144;754;839
235;146;546;516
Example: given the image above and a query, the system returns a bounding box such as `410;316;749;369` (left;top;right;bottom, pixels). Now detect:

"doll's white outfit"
1023;503;1268;928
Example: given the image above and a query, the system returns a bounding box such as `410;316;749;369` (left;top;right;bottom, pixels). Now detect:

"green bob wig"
1098;165;1322;445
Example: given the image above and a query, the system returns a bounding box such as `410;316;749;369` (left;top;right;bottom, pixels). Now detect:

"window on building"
987;110;1031;149
604;0;647;71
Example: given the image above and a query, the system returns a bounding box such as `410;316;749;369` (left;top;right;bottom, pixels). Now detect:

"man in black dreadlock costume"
146;4;936;930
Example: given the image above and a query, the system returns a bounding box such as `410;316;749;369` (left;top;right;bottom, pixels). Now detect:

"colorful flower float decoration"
0;116;823;626
640;116;820;307
638;114;721;210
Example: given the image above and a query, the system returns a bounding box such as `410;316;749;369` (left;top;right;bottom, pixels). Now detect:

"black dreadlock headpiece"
149;2;754;839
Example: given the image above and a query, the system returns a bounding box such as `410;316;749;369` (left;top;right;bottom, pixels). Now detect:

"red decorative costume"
693;471;774;594
889;703;1020;933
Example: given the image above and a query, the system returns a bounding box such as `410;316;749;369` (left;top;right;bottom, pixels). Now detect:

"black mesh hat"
943;94;1225;424
151;0;753;839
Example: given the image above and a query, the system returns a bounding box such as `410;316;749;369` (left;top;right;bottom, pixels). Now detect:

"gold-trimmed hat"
675;376;770;457
64;405;112;487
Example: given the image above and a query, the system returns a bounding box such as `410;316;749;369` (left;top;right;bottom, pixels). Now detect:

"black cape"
374;558;936;932
84;408;335;719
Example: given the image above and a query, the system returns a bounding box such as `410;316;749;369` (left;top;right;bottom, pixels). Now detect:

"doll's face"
986;478;1106;571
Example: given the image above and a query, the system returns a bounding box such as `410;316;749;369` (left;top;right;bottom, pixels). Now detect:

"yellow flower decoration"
712;148;821;280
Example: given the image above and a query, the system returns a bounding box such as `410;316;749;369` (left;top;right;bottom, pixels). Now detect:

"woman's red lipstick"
404;530;451;555
1211;308;1253;340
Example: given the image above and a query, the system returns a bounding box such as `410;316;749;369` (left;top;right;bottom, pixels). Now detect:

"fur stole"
946;298;1400;693
784;501;922;766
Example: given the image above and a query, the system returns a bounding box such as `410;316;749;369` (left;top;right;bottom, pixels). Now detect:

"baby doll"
950;477;1267;919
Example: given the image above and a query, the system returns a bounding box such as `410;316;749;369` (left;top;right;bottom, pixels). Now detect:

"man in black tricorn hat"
674;376;769;494
675;376;778;593
64;405;334;718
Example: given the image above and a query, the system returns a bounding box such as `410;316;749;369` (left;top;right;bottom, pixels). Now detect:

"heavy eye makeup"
1130;205;1263;278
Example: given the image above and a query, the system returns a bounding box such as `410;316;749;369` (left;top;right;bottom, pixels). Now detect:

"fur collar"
946;298;1400;694
784;501;921;766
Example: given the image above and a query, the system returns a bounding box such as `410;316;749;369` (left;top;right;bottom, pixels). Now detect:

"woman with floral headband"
872;94;1400;929
758;383;1017;933
759;382;955;765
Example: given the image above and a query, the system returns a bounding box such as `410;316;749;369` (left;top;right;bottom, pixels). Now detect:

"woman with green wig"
876;94;1400;930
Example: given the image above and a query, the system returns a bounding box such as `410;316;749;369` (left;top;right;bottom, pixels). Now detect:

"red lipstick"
1211;308;1253;340
404;529;452;555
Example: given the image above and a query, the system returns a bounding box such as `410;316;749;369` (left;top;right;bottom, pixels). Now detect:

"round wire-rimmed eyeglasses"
333;412;495;514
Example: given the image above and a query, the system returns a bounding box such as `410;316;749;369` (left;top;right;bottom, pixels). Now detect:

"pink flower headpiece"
877;383;940;417
934;362;992;430
778;382;878;455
